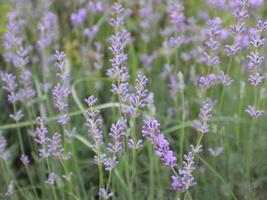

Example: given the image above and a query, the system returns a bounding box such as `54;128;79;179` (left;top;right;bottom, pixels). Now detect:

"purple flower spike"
0;132;11;160
142;119;177;167
245;105;264;118
20;154;30;166
45;173;58;185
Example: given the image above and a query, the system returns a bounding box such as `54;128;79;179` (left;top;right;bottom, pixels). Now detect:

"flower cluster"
194;99;214;134
34;117;70;160
107;119;127;154
245;19;267;118
199;71;233;89
53;51;71;125
0;131;11;160
107;3;131;103
70;8;87;27
0;72;19;104
203;18;222;68
142;119;177;167
127;74;149;117
85;95;103;153
171;146;199;192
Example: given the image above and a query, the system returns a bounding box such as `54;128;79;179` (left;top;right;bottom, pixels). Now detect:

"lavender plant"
0;0;267;199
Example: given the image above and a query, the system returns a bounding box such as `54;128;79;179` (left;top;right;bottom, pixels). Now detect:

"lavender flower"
219;71;234;86
104;156;118;171
45;173;58;185
171;151;196;192
70;8;87;27
20;154;30;166
128;139;143;150
85;96;104;152
47;133;64;157
94;154;107;166
198;73;217;89
128;74;149;116
35;117;49;145
37;12;58;48
107;3;131;105
98;187;113;200
248;73;264;86
0;72;19;103
245;105;264;118
108;119;127;153
9;110;24;121
57;114;70;125
256;20;267;32
194;99;214;134
52;83;70;111
0;132;11;160
142;119;177;167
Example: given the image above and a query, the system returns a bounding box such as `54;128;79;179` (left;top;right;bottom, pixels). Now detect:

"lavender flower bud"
45;173;58;185
245;105;264;118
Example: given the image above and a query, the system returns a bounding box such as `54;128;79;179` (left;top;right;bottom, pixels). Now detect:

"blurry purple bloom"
193;120;209;134
142;119;177;167
57;114;70;125
45;173;58;185
104;156;118;171
85;95;98;107
248;73;264;86
111;3;124;14
98;187;113;200
84;25;98;38
198;73;217;89
204;38;221;51
70;8;87;26
111;82;129;96
107;142;123;153
109;119;127;141
219;71;234;86
20;154;30;166
202;52;220;67
0;72;17;92
245;105;264;118
38;148;49;158
47;133;64;158
256;20;267;32
35;125;49;145
247;52;264;66
94;154;106;166
190;144;203;154
250;35;265;48
52;83;70;111
9;110;24;121
172;150;196;192
37;12;58;48
194;99;214;133
230;23;246;35
128;139;143;149
233;7;249;20
225;43;241;55
199;100;214;121
40;82;51;92
0;132;11;160
36;117;47;125
167;1;185;30
85;96;104;151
